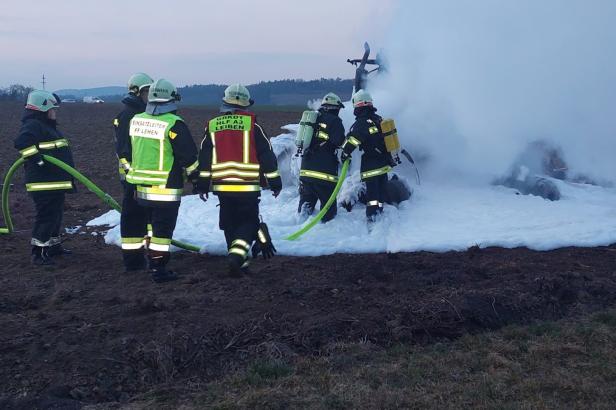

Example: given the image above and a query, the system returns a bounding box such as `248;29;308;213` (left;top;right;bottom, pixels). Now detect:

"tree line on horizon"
105;78;354;106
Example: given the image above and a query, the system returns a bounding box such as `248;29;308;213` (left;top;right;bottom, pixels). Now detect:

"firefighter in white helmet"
341;90;395;222
14;90;75;265
125;79;199;282
112;72;154;271
195;84;282;276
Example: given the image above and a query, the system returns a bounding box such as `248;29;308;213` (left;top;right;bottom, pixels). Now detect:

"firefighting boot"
122;250;147;272
48;243;72;257
148;253;178;283
31;246;55;266
227;254;244;278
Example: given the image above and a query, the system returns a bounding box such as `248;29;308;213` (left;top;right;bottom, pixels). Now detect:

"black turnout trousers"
298;179;337;223
364;174;388;220
31;192;64;246
218;195;260;250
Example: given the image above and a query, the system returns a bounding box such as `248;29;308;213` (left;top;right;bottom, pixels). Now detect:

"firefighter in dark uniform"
112;72;154;271
195;84;281;276
298;92;346;223
14;90;75;265
341;90;395;222
125;79;199;282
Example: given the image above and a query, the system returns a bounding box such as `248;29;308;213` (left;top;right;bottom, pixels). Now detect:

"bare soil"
1;102;616;409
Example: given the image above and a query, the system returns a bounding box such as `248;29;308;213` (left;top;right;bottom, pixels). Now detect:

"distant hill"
55;79;354;106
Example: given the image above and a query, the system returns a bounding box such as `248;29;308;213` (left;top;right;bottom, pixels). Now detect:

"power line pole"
41;74;46;90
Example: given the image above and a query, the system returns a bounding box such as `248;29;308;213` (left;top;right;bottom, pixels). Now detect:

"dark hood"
220;102;251;113
121;93;146;111
21;109;57;128
353;105;378;118
318;106;340;116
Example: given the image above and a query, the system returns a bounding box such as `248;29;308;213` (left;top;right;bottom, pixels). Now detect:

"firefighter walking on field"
341;90;395;222
298;93;346;223
112;72;154;271
125;79;199;282
195;84;281;276
14;90;75;265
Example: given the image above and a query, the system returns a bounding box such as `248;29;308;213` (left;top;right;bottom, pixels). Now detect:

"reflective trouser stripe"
147;224;153;237
150;237;171;252
20;145;39;158
317;131;329;140
26;181;73;191
31;237;53;247
361;166;392;180
212;184;260;192
265;170;280;179
299;169;338;182
185;160;199;175
229;247;248;257
232;239;250;250
199;171;211;178
122;237;145;250
367;200;379;206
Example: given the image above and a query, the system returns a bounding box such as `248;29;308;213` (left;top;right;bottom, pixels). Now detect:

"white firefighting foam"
88;126;616;256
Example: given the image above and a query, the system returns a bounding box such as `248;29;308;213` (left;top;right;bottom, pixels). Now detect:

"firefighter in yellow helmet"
14;90;75;265
195;84;282;276
341;90;396;222
125;79;199;282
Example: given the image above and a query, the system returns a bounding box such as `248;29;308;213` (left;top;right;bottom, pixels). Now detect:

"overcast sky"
0;0;396;90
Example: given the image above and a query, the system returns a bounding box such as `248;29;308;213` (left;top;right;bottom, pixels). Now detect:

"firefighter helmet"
128;72;154;92
148;79;181;103
223;83;253;107
321;92;345;108
25;90;60;112
352;89;373;108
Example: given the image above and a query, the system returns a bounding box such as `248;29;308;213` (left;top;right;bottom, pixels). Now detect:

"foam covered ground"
88;129;616;256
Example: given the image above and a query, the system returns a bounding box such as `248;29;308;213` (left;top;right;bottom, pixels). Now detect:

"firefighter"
195;84;281;276
112;72;154;271
341;90;395;222
14;90;75;265
298;93;346;223
125;79;199;283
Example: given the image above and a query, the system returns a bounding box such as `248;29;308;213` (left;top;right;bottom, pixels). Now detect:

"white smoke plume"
368;0;616;183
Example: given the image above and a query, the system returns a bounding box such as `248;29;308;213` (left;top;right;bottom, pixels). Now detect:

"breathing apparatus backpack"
381;118;401;164
295;110;319;156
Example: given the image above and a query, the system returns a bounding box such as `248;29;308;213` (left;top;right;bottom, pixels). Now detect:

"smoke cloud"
368;0;616;182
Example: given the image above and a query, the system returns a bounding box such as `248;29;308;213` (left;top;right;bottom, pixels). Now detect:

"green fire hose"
285;159;350;241
1;155;200;252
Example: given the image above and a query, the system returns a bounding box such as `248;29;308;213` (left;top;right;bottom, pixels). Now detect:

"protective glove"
253;222;276;259
340;151;352;163
199;193;208;202
272;189;281;198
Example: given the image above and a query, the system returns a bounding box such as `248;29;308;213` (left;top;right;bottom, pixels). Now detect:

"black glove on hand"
255;222;276;259
341;152;351;163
